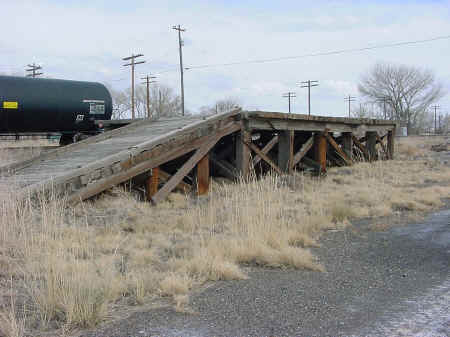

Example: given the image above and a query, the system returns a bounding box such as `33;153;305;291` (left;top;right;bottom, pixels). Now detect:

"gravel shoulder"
77;205;450;337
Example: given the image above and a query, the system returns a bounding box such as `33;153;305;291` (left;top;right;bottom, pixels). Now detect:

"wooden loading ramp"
0;110;397;204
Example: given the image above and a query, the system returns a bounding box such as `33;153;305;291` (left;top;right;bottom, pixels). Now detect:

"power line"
298;80;319;116
282;92;296;113
173;24;186;116
183;35;450;71
26;63;43;78
123;53;145;119
344;95;356;118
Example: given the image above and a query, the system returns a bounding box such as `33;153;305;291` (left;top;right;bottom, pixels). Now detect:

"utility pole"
299;80;319;116
344;95;356;118
172;25;186;116
282;92;296;113
376;96;390;119
141;74;157;118
432;105;440;134
123;54;145;119
25;63;43;78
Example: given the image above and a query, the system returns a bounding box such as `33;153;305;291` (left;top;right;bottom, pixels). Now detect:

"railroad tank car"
0;75;112;138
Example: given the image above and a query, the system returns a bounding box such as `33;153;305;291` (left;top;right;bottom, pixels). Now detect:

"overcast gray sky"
1;0;449;117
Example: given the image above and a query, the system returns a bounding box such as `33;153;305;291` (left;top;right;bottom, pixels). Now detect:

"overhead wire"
178;35;450;71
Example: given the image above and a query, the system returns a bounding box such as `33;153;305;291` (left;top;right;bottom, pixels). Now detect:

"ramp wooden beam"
387;129;395;160
352;135;369;161
151;138;217;204
376;134;388;159
67;120;240;203
314;132;327;173
278;130;294;173
244;141;282;174
302;157;322;174
292;135;314;166
236;127;252;178
146;167;159;201
366;131;378;161
252;135;278;166
197;154;209;196
325;132;353;166
158;169;191;193
211;154;238;180
342;132;353;160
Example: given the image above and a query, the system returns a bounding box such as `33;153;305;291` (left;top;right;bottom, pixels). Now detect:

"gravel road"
79;208;450;337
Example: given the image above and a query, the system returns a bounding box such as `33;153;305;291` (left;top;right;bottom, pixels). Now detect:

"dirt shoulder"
76;204;450;337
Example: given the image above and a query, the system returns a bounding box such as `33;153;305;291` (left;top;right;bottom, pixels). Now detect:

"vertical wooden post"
387;128;395;160
236;128;251;179
366;131;377;161
314;132;327;173
342;132;353;161
197;154;210;195
146;167;159;201
278;130;294;173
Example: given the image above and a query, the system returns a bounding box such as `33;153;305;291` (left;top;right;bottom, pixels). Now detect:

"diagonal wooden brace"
325;133;353;165
352;135;369;160
292;135;314;166
253;135;279;166
151;138;218;204
244;140;283;174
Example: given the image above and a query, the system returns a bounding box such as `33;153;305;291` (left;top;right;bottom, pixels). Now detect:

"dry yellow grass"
0;136;449;335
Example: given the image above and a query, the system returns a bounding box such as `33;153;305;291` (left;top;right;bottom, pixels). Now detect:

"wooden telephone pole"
123;54;145;119
299;80;319;116
172;25;186;116
141;75;157;118
26;63;43;78
282;92;296;113
344;95;356;117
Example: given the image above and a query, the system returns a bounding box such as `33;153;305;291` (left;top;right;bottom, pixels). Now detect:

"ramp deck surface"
0;115;205;190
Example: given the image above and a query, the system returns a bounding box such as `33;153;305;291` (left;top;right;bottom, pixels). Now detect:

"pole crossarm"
298;80;319;116
123;53;146;119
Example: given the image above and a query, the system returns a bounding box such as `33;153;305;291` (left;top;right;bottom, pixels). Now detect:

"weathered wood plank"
252;135;278;166
244;141;282;174
278;130;294;173
292;135;314;166
352;135;369;161
210;154;238;180
197;154;209;196
57;121;242;202
151;138;216;204
146;167;159;201
236;124;251;178
342;132;353;160
387;129;395;160
314;132;327;173
366;131;378;161
325;132;353;166
158;169;191;193
376;134;388;158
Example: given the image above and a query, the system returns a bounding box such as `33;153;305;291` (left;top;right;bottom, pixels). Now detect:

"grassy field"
0;136;449;337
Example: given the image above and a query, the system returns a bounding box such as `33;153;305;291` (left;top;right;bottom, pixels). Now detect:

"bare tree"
198;97;241;116
358;63;445;134
106;83;183;120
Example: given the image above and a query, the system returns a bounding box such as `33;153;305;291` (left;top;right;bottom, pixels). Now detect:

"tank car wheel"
59;134;74;146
